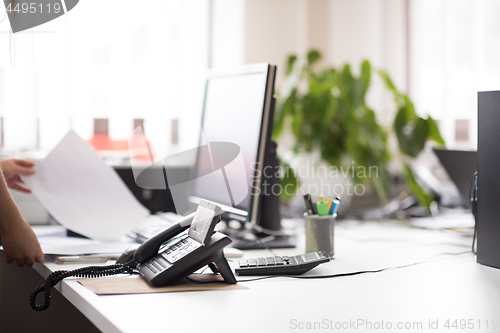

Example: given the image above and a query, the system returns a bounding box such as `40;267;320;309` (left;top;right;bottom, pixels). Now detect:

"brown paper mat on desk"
77;274;247;295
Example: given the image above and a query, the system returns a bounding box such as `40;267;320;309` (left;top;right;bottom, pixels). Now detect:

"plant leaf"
273;88;297;138
370;162;388;200
280;161;299;203
395;110;429;157
427;115;445;145
378;69;400;100
307;49;321;66
359;60;371;99
403;163;433;210
286;55;298;75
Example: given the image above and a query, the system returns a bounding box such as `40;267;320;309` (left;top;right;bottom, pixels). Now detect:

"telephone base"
206;250;237;284
138;232;237;286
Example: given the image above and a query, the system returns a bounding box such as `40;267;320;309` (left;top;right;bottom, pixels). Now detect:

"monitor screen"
189;63;276;224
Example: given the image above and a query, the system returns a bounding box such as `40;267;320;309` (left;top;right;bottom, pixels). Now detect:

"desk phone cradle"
30;200;236;312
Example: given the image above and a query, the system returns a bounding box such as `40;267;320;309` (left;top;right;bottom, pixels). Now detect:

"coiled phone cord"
29;263;134;311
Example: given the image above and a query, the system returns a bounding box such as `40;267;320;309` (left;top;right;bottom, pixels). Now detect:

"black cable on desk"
236;250;472;283
29;263;134;311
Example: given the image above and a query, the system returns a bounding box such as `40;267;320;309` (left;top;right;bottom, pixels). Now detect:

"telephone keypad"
160;236;202;264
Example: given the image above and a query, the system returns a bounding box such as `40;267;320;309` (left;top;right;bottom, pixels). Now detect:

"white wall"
243;0;308;87
237;0;408;124
212;0;246;68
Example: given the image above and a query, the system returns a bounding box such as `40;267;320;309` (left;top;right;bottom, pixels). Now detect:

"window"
0;0;209;156
410;0;500;149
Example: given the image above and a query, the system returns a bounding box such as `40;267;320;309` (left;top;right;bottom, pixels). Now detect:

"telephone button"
152;259;165;269
146;263;157;273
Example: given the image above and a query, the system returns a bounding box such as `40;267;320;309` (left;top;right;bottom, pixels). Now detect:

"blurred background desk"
2;217;499;333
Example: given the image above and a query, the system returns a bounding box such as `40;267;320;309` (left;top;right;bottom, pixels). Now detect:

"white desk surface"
31;219;500;333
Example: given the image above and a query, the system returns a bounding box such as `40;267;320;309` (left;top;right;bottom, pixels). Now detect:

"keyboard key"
275;257;284;265
266;257;275;265
248;259;257;267
257;258;267;266
239;260;248;268
303;252;320;262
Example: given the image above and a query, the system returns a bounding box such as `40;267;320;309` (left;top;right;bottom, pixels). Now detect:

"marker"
316;199;329;216
326;198;333;213
330;196;340;215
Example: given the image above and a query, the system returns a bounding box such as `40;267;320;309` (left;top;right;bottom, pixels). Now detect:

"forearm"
0;162;43;266
0;171;24;236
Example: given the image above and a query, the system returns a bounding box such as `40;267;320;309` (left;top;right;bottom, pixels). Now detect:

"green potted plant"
274;50;391;205
275;50;445;212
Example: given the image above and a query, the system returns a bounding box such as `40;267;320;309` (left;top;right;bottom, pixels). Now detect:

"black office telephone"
134;200;236;286
30;200;236;311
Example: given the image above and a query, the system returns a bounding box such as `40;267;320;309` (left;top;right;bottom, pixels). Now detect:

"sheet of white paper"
23;130;150;241
39;237;134;255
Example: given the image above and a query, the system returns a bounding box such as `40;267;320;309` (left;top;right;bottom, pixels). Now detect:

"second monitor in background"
433;148;477;209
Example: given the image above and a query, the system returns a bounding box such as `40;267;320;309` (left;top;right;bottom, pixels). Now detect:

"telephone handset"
135;200;237;286
133;212;196;264
30;200;236;312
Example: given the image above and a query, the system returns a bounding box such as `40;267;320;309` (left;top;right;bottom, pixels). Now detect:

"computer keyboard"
235;251;330;276
128;213;183;243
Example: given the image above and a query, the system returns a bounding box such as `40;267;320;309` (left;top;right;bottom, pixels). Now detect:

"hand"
0;159;36;193
1;218;44;267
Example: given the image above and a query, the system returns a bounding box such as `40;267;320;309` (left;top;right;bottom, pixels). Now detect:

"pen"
303;194;316;215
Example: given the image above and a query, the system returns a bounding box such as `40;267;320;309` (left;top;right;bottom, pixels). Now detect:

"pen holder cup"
304;214;336;258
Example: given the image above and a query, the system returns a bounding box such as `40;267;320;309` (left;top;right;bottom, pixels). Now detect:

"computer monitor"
433;148;477;208
187;63;293;248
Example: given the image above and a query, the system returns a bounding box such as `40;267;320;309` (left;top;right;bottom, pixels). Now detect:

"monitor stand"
227;230;296;250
